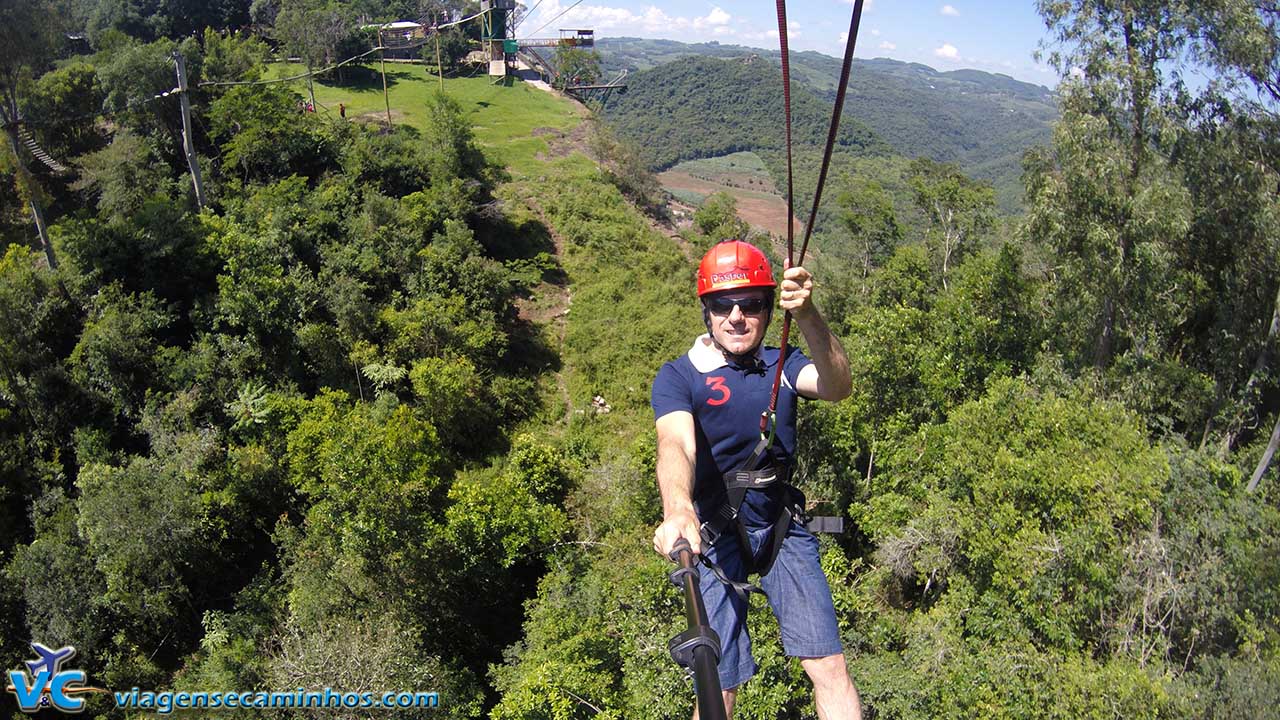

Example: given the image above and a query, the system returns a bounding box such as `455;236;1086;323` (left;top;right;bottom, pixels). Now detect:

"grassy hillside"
267;62;584;173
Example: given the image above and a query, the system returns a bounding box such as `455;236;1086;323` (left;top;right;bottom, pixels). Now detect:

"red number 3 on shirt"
705;376;731;406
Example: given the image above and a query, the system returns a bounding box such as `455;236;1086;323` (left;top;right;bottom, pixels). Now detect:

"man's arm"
780;265;852;401
652;410;703;556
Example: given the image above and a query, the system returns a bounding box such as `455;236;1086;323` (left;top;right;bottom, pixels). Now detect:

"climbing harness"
667;538;727;720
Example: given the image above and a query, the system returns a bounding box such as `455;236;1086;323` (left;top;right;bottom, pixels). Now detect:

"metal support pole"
172;51;206;209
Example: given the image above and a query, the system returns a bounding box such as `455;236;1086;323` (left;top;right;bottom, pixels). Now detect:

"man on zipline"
651;239;862;720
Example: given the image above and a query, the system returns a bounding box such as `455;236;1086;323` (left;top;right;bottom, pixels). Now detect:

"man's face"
704;289;771;356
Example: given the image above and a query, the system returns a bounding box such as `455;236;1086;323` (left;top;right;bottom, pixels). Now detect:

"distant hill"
597;37;1058;212
600;54;888;171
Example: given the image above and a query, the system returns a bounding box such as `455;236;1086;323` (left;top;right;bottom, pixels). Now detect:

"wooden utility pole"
1248;414;1280;493
172;51;206;209
380;49;392;128
435;29;445;92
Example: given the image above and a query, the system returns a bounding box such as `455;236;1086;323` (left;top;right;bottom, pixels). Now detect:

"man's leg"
757;525;859;719
691;687;737;720
801;654;862;720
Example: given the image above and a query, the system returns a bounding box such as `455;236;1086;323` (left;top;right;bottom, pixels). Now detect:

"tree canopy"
0;4;1277;719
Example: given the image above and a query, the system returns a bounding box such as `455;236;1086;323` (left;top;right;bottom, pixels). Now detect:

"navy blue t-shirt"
652;336;812;529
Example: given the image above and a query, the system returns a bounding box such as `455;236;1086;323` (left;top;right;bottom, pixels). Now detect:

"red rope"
775;0;795;260
761;0;865;438
799;0;865;265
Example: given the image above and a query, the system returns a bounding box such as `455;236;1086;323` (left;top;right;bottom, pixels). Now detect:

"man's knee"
800;653;852;689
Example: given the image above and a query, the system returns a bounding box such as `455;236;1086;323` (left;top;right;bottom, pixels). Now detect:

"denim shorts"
698;521;844;690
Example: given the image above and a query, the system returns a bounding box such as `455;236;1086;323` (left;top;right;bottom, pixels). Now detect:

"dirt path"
514;195;575;426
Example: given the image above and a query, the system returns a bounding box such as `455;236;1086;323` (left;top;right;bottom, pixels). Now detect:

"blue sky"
517;1;1059;87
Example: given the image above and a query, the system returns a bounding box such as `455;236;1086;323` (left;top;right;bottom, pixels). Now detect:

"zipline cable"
798;0;864;264
761;0;864;439
776;0;795;258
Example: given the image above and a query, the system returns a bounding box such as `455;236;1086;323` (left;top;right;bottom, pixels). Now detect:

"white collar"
686;334;764;373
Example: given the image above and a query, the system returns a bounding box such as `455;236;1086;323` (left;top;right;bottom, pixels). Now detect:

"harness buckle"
698;520;721;545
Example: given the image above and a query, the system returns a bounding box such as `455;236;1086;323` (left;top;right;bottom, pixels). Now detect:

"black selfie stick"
668;537;727;720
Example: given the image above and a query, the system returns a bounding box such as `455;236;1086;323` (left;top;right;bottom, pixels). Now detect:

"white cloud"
934;43;959;59
526;3;643;32
871;29;880;36
523;2;702;34
941;5;960;16
839;31;848;43
879;41;896;50
639;7;689;30
692;7;731;30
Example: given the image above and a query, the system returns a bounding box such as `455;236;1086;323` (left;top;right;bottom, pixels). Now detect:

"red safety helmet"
696;240;776;297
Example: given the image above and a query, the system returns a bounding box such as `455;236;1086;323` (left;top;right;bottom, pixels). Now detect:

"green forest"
1;1;1279;719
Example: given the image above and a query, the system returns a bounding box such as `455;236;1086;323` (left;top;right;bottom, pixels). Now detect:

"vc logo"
5;643;100;713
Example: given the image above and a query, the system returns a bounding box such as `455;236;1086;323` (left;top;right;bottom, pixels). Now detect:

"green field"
266;61;584;173
666;187;706;206
664;151;777;195
671;150;770;174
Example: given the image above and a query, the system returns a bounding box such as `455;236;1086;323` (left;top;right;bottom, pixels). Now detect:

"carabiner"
758;409;777;449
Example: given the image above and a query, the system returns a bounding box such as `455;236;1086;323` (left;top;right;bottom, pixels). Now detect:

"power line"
23;20;484;130
438;9;485;29
198;45;391;88
525;0;586;39
21;82;181;128
514;0;545;30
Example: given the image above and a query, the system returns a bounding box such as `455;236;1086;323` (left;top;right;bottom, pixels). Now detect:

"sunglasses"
705;295;770;316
